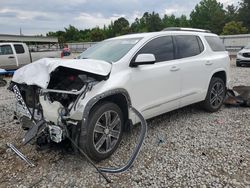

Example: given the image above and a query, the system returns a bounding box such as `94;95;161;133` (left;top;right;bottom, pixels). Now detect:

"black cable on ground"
99;106;147;173
61;120;112;183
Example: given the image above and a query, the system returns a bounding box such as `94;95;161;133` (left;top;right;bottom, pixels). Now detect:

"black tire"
236;62;241;67
79;102;124;161
202;77;226;112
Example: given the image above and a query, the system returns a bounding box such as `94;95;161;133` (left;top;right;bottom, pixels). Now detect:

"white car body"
0;43;61;70
236;44;250;66
11;28;230;160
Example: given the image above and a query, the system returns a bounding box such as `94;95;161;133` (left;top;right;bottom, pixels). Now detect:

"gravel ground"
0;60;249;187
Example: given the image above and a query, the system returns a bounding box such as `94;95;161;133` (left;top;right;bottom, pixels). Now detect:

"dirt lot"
0;60;249;187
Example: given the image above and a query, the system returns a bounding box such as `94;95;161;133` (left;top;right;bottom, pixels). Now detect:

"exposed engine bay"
10;66;105;145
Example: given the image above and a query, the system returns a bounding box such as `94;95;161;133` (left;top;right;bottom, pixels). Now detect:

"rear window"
14;44;25;54
205;36;225;51
175;35;203;59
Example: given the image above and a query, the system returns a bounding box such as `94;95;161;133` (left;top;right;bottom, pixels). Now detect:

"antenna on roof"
162;27;211;33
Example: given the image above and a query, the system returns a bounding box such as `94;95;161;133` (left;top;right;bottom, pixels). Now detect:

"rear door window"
205;36;225;51
14;44;25;54
175;35;202;59
0;45;13;55
135;36;174;63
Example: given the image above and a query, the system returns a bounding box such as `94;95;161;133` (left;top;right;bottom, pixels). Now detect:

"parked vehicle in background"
236;44;250;67
10;28;230;161
0;43;61;70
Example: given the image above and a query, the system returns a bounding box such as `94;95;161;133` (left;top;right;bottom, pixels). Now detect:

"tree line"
47;0;250;43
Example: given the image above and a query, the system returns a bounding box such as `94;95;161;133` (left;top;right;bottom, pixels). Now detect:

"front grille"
243;53;250;58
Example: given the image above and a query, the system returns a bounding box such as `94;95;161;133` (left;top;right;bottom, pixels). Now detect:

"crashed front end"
9;58;111;146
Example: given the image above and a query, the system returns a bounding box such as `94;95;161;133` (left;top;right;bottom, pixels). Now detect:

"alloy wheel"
210;82;224;108
93;110;121;154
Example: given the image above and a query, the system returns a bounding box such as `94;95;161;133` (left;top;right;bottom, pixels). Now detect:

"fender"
207;68;228;88
79;88;132;146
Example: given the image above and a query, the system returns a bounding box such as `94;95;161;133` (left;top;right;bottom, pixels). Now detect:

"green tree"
131;12;163;32
222;21;248;35
190;0;226;34
113;17;130;36
162;15;178;28
89;27;105;42
225;4;238;22
238;0;250;31
64;25;81;42
146;12;163;31
47;30;66;45
178;15;191;27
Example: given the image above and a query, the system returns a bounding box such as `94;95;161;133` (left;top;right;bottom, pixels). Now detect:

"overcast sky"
0;0;238;35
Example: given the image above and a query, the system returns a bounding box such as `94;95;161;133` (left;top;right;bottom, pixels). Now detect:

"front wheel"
202;77;226;112
79;102;124;161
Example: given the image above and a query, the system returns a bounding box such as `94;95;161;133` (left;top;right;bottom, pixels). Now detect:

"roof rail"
162;27;211;33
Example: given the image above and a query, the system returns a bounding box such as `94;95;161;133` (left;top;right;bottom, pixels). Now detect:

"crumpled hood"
12;58;112;89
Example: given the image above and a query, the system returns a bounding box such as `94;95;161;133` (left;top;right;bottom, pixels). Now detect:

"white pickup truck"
0;43;61;70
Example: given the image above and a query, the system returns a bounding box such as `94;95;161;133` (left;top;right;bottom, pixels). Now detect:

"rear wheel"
202;77;226;112
79;102;123;161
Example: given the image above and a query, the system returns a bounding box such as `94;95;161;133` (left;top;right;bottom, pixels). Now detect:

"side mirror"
130;53;156;67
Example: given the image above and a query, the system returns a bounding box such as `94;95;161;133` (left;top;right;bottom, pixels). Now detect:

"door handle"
205;61;213;65
170;66;180;72
8;56;15;59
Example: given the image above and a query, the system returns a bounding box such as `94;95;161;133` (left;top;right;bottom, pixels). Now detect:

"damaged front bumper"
10;78;94;145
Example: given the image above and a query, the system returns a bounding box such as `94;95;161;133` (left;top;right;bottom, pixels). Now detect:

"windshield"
244;44;250;49
79;38;141;63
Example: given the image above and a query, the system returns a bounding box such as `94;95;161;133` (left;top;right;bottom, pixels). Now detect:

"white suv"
236;43;250;67
11;28;230;161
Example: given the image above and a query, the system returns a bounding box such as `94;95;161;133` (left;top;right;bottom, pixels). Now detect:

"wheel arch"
208;69;228;89
79;89;132;146
211;71;227;84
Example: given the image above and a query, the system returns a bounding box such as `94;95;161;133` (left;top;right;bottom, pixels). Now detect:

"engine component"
48;125;63;143
39;96;64;124
20;116;35;130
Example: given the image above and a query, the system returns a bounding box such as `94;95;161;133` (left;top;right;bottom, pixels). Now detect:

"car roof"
108;30;217;41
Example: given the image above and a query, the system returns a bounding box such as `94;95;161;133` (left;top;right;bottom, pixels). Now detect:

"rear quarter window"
205;36;225;52
14;44;25;54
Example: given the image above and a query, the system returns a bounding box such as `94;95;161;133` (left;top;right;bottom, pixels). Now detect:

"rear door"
0;44;16;70
173;35;209;107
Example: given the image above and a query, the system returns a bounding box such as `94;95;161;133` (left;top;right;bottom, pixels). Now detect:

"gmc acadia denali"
10;28;230;161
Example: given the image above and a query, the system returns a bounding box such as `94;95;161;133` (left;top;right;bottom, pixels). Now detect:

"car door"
128;36;181;119
173;35;210;107
0;44;16;70
13;44;30;67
